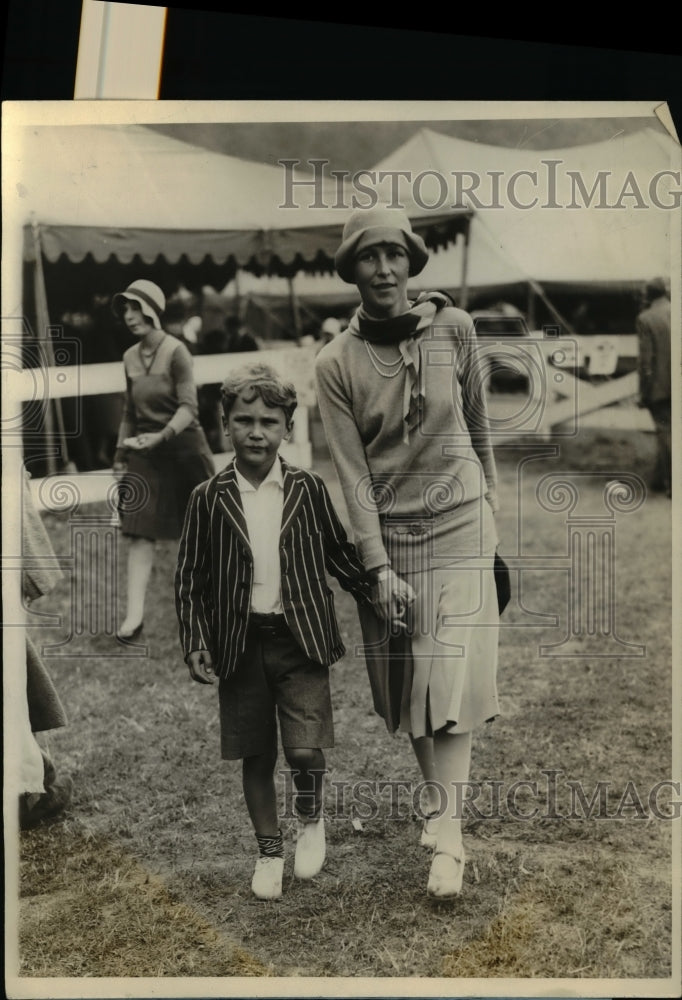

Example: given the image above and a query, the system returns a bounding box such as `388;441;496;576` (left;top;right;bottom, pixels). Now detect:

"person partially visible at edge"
315;206;502;900
174;362;373;901
19;468;72;829
636;277;672;497
112;279;214;642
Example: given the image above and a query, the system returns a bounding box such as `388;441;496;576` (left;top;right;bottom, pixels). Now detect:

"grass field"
12;429;678;988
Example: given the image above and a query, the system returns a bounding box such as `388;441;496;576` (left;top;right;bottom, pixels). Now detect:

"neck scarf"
348;291;451;443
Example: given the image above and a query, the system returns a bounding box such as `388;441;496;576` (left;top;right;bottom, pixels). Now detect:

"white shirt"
235;460;284;614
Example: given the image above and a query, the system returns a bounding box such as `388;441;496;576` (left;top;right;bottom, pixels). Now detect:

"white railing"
10;338;652;510
11;346;317;509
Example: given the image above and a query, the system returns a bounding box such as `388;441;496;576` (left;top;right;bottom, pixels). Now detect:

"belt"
247;612;288;634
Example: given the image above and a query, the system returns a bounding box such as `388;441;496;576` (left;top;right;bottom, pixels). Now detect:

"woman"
315;207;500;899
112;280;214;642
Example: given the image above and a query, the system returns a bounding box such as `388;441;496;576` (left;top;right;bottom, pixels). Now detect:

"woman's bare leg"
119;537;154;634
433;729;472;857
409;735;441;815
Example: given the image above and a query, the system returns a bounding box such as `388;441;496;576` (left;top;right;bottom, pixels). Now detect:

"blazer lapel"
280;459;305;541
215;464;252;556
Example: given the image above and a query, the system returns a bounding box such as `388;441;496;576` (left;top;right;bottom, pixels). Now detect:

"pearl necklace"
364;339;405;379
139;335;164;374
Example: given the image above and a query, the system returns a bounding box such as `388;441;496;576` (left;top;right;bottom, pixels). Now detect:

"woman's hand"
123;432;165;452
371;567;416;632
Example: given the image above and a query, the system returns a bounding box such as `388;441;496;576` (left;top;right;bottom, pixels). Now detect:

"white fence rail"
10;347;316;508
10;339;653;511
11;347;318;405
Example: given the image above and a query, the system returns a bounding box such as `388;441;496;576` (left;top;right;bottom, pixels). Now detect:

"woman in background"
112;280;214;642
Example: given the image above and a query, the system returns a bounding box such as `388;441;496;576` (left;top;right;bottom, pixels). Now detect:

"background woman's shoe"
116;621;144;643
427;849;466;898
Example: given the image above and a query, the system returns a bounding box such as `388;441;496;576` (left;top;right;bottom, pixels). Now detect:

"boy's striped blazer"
175;457;372;680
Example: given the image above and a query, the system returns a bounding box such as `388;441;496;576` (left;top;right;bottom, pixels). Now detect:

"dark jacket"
636;295;671;406
175;456;372;679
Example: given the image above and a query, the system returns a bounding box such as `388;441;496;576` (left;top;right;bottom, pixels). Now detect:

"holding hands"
371;567;416;632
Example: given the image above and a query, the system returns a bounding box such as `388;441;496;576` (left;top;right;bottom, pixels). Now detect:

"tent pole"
31;221;57;475
530;278;576;336
527;284;536;329
458;228;470;309
234;269;243;323
288;275;303;341
31;221;75;474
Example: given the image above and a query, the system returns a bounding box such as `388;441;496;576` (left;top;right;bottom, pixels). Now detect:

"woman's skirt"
358;498;500;737
117;425;214;540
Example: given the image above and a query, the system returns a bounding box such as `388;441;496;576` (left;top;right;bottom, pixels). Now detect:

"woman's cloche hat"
112;279;166;330
334;206;429;284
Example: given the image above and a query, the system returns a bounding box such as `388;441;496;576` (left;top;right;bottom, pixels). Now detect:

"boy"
175;362;371;900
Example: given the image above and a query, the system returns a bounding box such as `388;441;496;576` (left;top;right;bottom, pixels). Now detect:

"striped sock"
256;831;283;858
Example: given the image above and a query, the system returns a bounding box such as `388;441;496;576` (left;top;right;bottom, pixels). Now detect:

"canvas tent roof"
372;126;679;289
10;124;470;277
269;124;678;307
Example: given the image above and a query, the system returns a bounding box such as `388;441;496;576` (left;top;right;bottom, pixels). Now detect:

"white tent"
374;125;679;290
277;125;679;311
6;121;469;281
8;122;344;274
2;116;472;472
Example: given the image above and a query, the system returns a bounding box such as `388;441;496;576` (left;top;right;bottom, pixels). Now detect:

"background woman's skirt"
118;426;214;540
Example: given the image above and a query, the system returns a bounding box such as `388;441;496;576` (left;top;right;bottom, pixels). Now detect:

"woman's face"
353;241;410;318
122;300;155;337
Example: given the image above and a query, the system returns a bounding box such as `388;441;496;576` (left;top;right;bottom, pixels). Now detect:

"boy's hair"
220;362;298;423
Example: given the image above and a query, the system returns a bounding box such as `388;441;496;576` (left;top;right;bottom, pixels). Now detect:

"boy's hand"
187;649;216;684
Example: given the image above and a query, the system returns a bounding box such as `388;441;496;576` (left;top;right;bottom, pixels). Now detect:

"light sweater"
315;305;498;572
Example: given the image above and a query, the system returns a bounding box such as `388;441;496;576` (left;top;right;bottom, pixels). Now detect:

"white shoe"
427;849;466;899
294;816;326;879
420;813;441;850
251;856;284;900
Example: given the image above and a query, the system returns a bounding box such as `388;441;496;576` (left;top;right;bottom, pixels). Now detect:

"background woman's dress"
117;334;214;539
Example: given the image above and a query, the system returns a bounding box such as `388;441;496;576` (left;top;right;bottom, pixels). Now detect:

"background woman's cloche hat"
334;206;429;284
112;279;166;330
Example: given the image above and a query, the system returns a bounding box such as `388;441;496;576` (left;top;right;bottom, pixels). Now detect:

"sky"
147;116;662;174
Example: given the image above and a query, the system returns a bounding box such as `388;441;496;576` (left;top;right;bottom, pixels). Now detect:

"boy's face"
224;392;291;482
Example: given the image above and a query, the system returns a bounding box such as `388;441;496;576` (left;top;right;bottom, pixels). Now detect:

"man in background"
636;278;672;497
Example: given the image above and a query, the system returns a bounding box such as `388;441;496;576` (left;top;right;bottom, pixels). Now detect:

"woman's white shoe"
427;849;466;898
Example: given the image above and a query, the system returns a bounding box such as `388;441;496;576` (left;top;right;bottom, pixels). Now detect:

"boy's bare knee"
284;747;324;773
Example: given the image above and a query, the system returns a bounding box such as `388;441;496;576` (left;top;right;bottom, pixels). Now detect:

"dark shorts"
218;614;334;760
